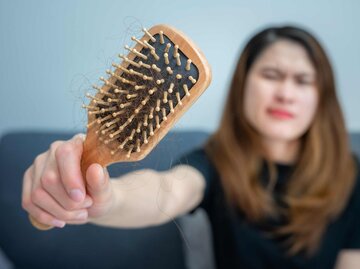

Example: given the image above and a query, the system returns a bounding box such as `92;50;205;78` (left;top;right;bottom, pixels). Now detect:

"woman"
22;25;360;268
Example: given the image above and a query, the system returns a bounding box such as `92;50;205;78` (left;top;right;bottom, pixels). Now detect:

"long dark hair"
205;25;357;256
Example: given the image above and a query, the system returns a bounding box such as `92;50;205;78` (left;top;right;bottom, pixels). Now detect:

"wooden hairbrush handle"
30;24;211;230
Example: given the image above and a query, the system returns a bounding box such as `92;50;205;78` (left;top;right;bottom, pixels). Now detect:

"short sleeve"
343;154;360;249
171;147;217;213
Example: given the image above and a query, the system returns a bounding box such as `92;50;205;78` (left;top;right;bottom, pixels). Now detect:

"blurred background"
0;0;359;137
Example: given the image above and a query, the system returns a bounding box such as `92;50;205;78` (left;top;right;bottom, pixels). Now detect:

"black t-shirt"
173;148;360;269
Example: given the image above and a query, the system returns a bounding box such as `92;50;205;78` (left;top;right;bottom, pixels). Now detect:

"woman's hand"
21;134;115;228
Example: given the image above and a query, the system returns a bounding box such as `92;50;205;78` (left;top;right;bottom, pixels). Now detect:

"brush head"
82;24;211;170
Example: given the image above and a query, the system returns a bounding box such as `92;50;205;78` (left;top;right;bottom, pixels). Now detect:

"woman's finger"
27;203;66;228
55;137;86;203
22;165;34;212
86;163;114;218
31;187;89;222
22;168;65;228
31;152;48;191
41;148;93;211
86;164;111;203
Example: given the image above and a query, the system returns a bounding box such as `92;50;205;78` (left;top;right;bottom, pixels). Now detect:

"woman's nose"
274;79;296;103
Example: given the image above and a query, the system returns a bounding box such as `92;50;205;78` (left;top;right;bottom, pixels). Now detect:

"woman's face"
243;39;319;143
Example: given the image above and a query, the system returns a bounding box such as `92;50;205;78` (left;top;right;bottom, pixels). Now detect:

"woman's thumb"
85;163;111;202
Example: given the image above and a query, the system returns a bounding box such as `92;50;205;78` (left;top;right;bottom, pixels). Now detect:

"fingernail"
74;134;85;144
84;199;93;208
76;211;88;220
99;167;106;185
69;189;84;202
52;219;66;228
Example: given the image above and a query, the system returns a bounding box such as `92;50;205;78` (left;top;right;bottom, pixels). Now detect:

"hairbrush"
30;24;212;230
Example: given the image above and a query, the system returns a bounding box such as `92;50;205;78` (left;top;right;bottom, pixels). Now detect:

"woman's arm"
22;134;205;229
335;250;360;269
91;165;205;228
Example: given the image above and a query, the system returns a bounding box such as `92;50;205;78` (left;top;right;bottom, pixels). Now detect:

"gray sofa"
0;130;359;269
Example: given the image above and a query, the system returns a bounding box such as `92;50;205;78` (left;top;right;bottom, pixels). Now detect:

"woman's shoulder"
351;153;360;190
353;152;360;182
338;153;360;249
346;153;360;209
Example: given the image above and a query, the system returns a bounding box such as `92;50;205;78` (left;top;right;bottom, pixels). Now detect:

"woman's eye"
262;72;279;80
297;79;312;85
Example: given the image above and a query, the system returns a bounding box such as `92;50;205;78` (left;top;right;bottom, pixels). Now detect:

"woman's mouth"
267;108;294;120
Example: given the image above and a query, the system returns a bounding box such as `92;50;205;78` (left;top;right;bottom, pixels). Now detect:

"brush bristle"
83;27;199;158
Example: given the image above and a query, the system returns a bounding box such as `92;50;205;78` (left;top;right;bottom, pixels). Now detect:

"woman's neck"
262;138;300;164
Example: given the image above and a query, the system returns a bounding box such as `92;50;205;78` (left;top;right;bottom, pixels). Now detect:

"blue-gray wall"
1;0;359;137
